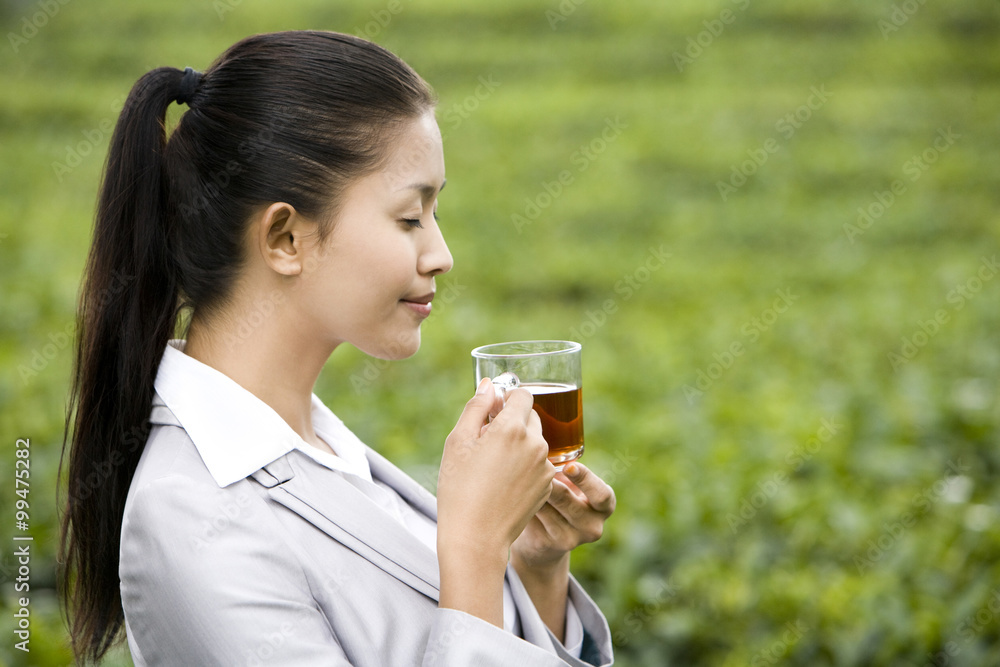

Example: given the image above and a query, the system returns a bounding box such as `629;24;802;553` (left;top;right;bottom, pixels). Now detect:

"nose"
418;216;453;277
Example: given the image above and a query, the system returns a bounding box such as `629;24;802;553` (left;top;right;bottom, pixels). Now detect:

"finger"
449;378;499;444
487;384;505;421
553;472;588;501
554;478;587;505
526;405;544;439
525;409;551;461
545;479;592;525
528;479;555;518
490;387;536;427
541;483;606;545
563;463;616;514
534;501;601;549
533;503;571;542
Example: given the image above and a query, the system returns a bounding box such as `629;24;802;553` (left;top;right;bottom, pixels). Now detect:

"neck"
182;308;337;452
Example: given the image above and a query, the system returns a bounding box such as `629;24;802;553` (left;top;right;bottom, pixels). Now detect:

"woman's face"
296;111;453;359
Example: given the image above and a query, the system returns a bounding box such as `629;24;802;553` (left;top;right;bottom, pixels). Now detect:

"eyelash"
401;211;439;229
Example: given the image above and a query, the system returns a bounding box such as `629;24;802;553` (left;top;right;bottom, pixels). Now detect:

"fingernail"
476;377;491;396
565;463;580;477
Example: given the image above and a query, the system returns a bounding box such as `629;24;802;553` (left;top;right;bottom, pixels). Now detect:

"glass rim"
471;340;581;359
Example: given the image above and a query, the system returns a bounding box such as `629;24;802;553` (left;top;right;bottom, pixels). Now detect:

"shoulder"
120;422;314;619
128;395;263;520
121;419;295;571
125;420;247;525
119;429;342;664
131;419;213;488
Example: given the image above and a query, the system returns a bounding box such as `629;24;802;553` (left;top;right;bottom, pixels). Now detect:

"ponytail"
60;67;186;661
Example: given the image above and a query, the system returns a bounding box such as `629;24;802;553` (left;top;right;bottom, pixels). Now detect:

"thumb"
449;377;497;444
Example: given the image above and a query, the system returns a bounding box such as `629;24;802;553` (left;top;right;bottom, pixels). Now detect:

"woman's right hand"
435;378;555;625
438;378;555;555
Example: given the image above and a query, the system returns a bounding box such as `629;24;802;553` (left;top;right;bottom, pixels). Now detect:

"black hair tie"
176;66;202;106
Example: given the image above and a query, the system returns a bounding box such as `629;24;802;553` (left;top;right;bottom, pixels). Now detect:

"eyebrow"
397;179;447;197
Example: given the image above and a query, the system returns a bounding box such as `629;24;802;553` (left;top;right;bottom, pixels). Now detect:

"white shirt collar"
153;339;372;487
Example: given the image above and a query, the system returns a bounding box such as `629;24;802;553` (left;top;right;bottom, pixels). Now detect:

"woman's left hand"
510;462;616;572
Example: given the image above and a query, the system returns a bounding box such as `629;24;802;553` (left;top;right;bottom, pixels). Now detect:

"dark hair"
59;30;435;662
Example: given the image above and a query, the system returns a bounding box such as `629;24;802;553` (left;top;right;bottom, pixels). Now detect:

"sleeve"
505;565;615;667
424;608;590;667
120;475;351;666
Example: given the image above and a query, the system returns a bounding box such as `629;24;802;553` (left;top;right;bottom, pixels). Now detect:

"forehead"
378;112;444;192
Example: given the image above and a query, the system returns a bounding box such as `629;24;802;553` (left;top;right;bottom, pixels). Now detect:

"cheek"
309;232;417;320
371;241;418;288
297;255;358;321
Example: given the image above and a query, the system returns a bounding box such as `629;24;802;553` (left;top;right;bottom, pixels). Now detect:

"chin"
365;331;421;361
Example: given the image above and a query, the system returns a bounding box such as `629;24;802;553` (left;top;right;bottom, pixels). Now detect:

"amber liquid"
524;383;584;465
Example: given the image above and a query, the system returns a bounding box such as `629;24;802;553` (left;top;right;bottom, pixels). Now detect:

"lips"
401;292;434;317
402;292;435;305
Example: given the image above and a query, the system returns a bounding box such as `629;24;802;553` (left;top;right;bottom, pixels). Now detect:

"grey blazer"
120;395;614;666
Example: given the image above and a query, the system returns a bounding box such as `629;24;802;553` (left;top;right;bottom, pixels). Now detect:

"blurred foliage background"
1;0;999;665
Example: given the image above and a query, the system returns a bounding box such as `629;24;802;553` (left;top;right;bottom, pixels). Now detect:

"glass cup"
471;340;584;470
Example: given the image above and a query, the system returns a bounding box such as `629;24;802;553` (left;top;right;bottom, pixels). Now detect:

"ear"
254;202;318;277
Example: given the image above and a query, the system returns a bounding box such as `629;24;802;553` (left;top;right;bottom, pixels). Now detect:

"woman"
60;31;615;666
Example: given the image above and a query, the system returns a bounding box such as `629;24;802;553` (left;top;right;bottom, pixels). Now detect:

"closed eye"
401;210;439;228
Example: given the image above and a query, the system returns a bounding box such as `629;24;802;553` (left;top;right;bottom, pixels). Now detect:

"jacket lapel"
365;446;439;522
252;449;442;601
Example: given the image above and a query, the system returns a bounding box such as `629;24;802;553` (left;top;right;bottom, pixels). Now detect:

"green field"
2;0;999;665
